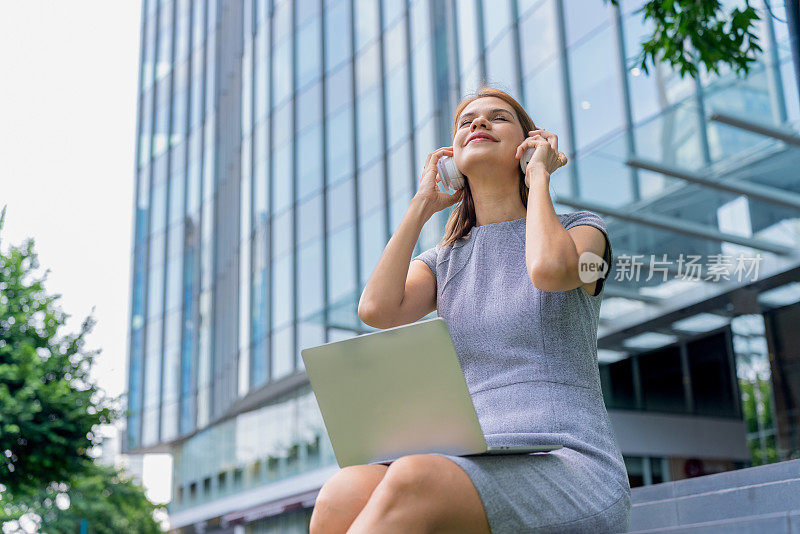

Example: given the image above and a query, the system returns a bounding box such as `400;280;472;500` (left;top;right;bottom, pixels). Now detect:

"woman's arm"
524;167;606;292
357;197;432;326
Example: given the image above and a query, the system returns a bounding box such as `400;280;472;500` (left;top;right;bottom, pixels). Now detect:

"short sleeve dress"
370;210;631;533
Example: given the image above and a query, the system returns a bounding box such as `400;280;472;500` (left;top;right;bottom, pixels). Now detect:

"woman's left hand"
516;129;568;186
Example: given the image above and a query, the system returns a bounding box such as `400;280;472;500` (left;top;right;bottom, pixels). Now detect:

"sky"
0;0;171;504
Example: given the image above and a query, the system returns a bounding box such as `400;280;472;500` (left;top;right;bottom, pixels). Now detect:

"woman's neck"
469;180;526;227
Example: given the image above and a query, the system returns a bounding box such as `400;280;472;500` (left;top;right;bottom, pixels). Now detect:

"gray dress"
370;210;631;533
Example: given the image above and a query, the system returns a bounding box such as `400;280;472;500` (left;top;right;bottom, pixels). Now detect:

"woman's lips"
468;138;495;144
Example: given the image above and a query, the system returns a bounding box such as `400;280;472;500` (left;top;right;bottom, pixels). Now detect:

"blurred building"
125;0;800;532
95;423;147;486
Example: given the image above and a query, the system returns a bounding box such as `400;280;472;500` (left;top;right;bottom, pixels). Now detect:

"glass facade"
125;0;800;529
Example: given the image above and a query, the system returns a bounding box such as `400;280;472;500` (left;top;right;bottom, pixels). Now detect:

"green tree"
605;0;763;79
0;205;164;531
16;460;165;534
740;376;779;466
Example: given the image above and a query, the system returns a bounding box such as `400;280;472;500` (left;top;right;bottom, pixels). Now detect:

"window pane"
254;117;269;171
297;127;323;200
272;253;293;327
383;17;407;74
252;269;270;345
171;63;189;144
298;239;324;317
272;0;292;44
254;158;270;222
357;88;382;169
325;0;351;72
153;78;171;156
296;17;321;90
297;321;325;370
650;457;665;484
409;0;431;49
190;50;204;128
359;208;386;287
482;0;511;46
157;2;173;81
600;358;636;410
192;0;204;50
147;249;165;319
568;28;623;151
151;175;168;233
411;39;434;126
254;25;269;121
688;331;736;417
327;225;356;305
519;0;558;77
358;157;385;217
563;0;612;48
325;64;353;115
296;0;320;28
355;40;381;94
272;208;293;258
139;89;153;166
624;456;645;488
251;337;268;387
354;0;379;52
271;324;294;380
623;11;694;124
456;0;480;70
272;99;293;145
388;138;413;197
386;65;410;150
638;346;686;414
272;141;293;213
382;0;405;28
142;12;157;89
169;172;185;226
297;193;323;245
272;38;292;104
389;190;410;235
326;177;355;232
165;253;182;312
297;82;322;132
326;105;354;185
524;61;568;151
485;32;519;100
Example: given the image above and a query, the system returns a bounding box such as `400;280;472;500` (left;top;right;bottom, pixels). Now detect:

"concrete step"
628;510;800;533
629;459;800;532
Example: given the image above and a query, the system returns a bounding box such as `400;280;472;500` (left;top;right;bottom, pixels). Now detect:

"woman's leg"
309;464;390;534
346;454;491;534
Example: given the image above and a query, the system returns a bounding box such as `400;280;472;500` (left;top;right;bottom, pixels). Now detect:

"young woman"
310;87;630;534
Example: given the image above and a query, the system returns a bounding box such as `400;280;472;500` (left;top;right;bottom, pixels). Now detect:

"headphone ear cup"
437;156;465;191
451;173;465;190
519;147;536;174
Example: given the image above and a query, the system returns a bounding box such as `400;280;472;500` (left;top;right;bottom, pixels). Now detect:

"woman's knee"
309;464;389;534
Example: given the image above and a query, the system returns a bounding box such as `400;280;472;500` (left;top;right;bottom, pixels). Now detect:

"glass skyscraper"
125;0;800;531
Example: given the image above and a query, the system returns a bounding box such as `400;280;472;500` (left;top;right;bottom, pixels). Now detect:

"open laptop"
301;317;562;467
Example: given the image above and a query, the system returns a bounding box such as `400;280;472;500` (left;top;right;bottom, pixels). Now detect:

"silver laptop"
301;317;562;467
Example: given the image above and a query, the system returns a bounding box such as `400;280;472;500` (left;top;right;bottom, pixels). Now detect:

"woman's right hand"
412;146;465;217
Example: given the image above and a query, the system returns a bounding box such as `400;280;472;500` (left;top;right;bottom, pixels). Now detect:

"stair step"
632;459;800;506
629;460;800;531
628;509;800;533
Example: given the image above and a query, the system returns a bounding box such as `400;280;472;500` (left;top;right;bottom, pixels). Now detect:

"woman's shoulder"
558;210;608;231
412;238;463;269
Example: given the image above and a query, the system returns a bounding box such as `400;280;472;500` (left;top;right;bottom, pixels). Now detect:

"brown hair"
440;86;539;248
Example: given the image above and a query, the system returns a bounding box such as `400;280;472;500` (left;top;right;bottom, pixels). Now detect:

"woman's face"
452;96;526;178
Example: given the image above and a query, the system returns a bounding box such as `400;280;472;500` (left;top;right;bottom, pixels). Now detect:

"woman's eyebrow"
459;108;513;121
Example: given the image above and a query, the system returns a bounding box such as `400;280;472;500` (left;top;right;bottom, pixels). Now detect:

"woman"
310;87;631;533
